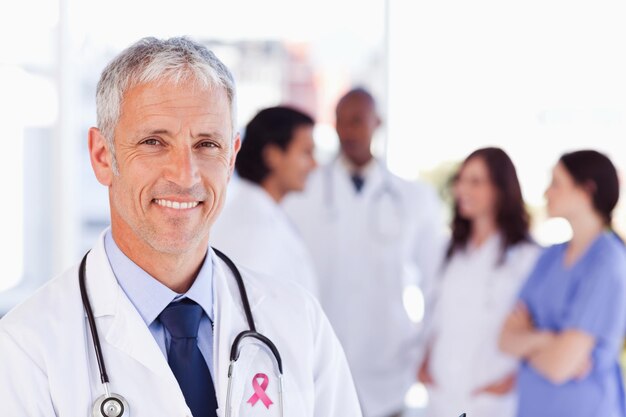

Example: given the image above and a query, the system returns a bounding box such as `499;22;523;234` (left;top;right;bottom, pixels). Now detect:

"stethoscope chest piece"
92;393;129;417
81;248;280;417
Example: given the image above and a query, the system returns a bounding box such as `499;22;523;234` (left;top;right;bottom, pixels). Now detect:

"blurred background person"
418;147;540;417
211;106;319;296
500;150;626;417
284;88;445;417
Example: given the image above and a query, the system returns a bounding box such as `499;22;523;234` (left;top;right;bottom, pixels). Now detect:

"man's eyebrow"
140;129;225;141
195;132;225;141
142;129;171;136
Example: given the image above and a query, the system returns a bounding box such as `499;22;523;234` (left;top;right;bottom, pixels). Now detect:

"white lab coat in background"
426;235;540;417
211;179;319;298
284;157;445;417
0;230;362;417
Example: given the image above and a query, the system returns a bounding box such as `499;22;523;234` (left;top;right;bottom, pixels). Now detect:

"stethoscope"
79;248;284;417
323;157;405;241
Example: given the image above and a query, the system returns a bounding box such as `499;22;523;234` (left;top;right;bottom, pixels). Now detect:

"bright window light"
387;0;626;239
405;382;429;409
0;66;25;291
403;284;425;324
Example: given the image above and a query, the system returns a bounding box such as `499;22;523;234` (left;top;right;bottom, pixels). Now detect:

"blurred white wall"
387;0;626;245
2;0;626;313
0;0;387;309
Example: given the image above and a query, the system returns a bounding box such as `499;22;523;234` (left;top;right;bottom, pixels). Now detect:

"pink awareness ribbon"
247;373;274;409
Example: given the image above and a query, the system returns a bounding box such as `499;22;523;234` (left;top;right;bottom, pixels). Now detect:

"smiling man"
0;37;361;417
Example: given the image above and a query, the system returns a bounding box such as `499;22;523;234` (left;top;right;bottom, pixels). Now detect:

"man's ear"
89;127;114;186
228;133;241;180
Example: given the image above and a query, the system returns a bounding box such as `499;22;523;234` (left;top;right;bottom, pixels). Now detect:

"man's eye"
142;138;160;146
199;141;218;148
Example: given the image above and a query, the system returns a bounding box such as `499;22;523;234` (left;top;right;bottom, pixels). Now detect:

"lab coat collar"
462;232;510;265
235;179;281;218
85;229;267;384
85;230;181;383
466;232;503;255
332;154;386;194
210;246;267;413
86;229;121;319
338;153;378;179
87;228;266;318
104;230;179;325
209;245;266;321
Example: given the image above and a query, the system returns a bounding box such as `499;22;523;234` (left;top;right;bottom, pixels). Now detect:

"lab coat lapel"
211;249;266;416
360;161;385;200
84;231;269;415
332;157;385;202
85;232;180;382
105;290;176;379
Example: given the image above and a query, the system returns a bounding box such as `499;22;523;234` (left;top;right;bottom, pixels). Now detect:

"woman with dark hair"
419;147;540;417
500;150;626;417
211;106;319;296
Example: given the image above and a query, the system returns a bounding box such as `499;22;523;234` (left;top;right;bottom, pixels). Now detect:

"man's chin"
146;232;206;255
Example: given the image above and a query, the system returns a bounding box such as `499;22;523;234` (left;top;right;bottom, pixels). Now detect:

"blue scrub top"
517;232;626;417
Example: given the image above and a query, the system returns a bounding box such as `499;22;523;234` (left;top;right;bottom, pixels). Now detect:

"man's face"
94;80;239;255
335;96;380;166
269;125;317;193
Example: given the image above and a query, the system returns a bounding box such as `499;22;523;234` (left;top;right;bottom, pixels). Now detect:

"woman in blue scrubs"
500;150;626;417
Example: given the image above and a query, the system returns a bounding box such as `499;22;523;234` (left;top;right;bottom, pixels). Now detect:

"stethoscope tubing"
79;252;109;385
80;248;284;417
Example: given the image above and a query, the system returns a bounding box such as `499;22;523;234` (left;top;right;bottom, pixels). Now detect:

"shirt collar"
339;154;378;179
103;230;214;325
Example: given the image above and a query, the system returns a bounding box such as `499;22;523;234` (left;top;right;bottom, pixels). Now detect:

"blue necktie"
159;299;218;417
351;173;365;193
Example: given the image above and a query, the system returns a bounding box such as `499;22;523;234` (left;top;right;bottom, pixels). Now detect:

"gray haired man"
0;37;361;417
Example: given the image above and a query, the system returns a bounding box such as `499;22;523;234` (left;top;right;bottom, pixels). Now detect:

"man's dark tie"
159;299;218;417
351;173;365;193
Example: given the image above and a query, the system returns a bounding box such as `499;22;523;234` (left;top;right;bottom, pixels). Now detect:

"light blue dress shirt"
104;231;215;378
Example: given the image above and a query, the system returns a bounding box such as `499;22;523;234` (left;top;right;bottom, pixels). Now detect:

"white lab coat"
283;157;445;417
426;235;540;417
0;230;361;417
211;179;319;298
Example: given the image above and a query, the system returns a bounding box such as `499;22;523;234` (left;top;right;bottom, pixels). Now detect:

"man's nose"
164;147;200;188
